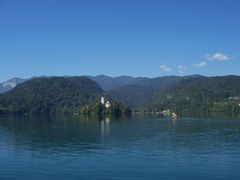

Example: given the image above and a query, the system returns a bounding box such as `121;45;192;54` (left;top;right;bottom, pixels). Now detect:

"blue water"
0;115;240;180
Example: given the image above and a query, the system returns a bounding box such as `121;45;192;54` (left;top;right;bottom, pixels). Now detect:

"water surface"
0;115;240;180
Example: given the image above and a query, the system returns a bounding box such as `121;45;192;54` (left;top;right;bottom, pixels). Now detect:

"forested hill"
0;76;103;114
1;75;240;115
149;76;240;114
106;75;200;108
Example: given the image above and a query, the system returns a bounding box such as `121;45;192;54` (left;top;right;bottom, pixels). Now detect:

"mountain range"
0;75;150;93
0;75;240;115
88;75;148;90
0;75;201;93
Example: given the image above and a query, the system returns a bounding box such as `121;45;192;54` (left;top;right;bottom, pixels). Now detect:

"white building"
101;97;105;104
105;101;111;108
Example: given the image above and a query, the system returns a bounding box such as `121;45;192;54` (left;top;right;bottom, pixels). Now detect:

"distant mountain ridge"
0;75;147;93
106;75;203;108
0;78;26;93
0;75;203;93
88;75;148;91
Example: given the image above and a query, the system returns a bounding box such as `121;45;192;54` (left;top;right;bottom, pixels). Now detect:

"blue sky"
0;0;239;81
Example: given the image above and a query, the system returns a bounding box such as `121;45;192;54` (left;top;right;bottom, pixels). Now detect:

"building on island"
101;97;105;104
105;101;111;108
100;97;111;108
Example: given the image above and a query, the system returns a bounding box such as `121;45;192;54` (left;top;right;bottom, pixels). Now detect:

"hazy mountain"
0;78;26;93
0;75;148;93
0;76;103;114
107;75;202;108
107;85;154;108
0;75;202;93
88;75;148;91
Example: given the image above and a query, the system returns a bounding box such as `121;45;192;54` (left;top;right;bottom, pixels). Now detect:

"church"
101;97;111;109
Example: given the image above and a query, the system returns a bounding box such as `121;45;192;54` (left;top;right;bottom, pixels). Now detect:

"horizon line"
2;74;240;83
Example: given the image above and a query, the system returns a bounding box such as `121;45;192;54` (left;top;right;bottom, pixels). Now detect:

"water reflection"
101;116;111;139
0;115;103;154
1;115;240;179
0;114;240;154
171;117;177;131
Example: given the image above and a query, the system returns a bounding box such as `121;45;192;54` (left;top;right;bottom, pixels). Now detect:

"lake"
0;115;240;180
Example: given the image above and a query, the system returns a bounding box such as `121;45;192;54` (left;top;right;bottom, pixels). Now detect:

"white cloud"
160;65;172;72
178;65;187;74
194;61;207;68
206;53;229;61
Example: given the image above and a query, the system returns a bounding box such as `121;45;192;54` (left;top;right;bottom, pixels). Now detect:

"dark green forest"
79;101;131;116
0;75;240;115
0;76;103;114
149;76;240;114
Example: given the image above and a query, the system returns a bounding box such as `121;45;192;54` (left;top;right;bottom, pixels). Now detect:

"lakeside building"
100;97;111;108
105;101;111;108
101;97;105;104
